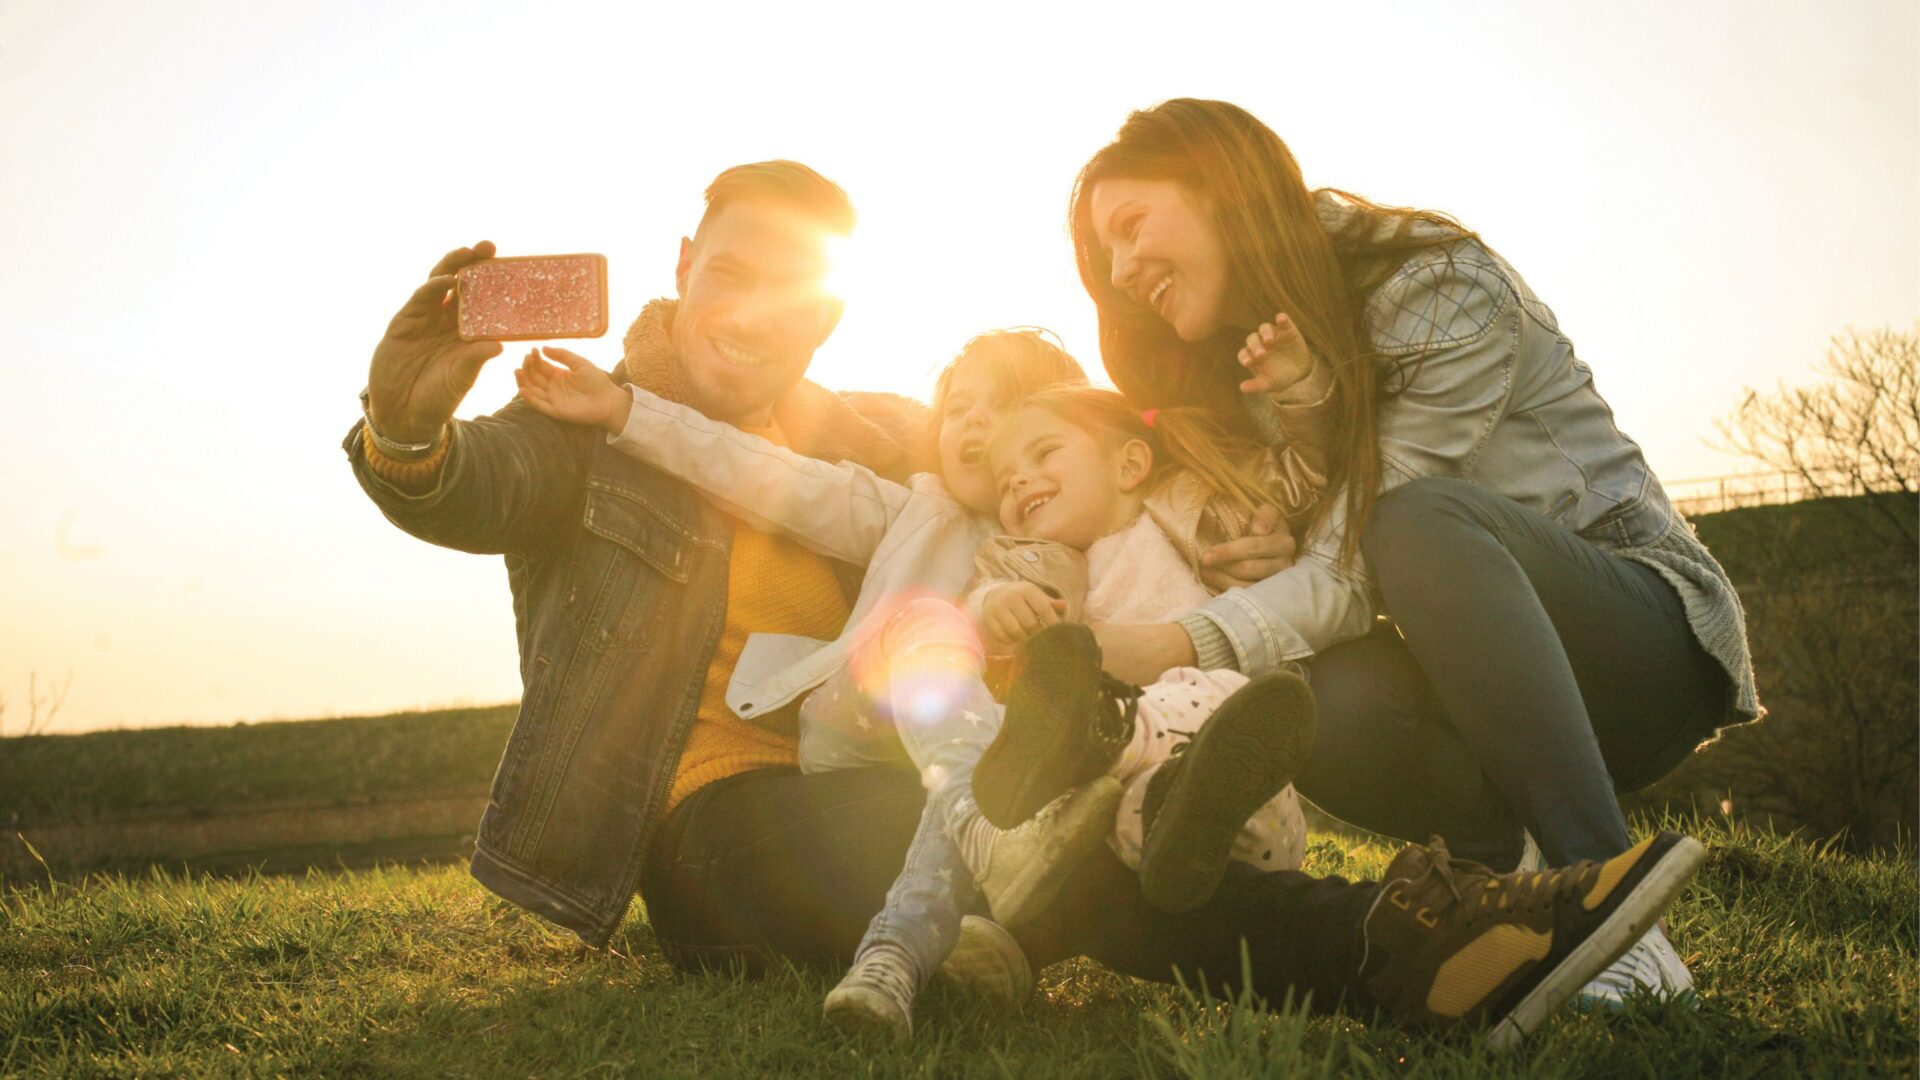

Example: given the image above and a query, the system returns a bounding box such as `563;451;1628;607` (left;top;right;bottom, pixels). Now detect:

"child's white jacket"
608;386;994;724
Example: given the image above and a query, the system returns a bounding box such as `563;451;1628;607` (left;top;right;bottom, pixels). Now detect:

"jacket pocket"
567;483;696;652
483;653;554;854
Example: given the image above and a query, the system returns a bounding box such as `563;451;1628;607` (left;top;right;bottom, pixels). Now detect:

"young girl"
514;323;1327;1037
964;383;1324;916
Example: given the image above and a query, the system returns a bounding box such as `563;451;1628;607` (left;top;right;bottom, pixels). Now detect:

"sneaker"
973;623;1141;829
823;946;918;1042
1575;923;1697;1010
972;777;1123;928
934;915;1033;1005
1514;830;1546;874
1358;831;1707;1049
1136;670;1317;913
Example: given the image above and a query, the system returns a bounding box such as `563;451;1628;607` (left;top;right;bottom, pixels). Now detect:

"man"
348;160;1704;1046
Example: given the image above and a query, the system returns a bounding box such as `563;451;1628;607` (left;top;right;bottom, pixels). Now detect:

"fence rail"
1666;468;1913;516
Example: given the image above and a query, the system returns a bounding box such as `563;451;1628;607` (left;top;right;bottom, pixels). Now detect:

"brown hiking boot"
1359;831;1707;1049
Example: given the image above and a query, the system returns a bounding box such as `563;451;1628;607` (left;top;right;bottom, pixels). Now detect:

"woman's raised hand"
514;347;630;433
1237;313;1316;396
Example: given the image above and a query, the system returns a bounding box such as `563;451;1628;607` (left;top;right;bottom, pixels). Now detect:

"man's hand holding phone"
366;242;506;446
515;347;631;434
368;246;612;448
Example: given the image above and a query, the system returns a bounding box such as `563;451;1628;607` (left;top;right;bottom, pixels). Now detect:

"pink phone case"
456;254;609;342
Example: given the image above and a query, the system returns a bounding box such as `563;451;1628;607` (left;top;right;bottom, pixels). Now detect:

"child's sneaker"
823;944;919;1042
974;623;1141;828
1575;923;1697;1009
968;777;1123;927
1136;669;1316;912
934;915;1032;1005
1359;831;1707;1049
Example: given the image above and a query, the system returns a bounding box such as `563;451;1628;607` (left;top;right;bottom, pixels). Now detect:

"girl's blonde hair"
996;385;1277;517
929;328;1089;431
1068;98;1472;563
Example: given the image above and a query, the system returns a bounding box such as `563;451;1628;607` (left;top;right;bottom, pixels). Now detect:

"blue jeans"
797;597;1001;983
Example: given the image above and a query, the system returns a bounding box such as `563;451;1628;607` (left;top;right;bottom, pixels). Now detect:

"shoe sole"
936;915;1034;1003
988;777;1124;928
1485;835;1706;1050
974;624;1104;828
1138;672;1315;913
822;985;911;1042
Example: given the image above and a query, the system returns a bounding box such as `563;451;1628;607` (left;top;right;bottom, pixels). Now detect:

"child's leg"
1110;667;1251;782
1114;773;1307;872
798;665;913;774
1107;668;1250;867
826;799;971;1039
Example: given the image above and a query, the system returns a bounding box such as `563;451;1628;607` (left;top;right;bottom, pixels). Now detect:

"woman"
1065;99;1758;1004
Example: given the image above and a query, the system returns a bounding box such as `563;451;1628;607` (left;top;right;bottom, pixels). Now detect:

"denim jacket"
346;380;913;944
1182;193;1760;727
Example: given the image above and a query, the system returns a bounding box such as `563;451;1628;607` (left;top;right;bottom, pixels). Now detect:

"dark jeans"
1297;478;1728;867
640;766;1379;1012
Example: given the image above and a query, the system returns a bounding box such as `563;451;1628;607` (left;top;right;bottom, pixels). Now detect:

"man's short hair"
698;160;856;238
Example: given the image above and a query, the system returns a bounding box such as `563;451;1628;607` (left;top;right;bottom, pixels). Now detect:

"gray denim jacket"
346;396;859;946
1182;195;1760;727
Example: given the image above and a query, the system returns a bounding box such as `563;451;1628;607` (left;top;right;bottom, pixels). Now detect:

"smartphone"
456;253;609;342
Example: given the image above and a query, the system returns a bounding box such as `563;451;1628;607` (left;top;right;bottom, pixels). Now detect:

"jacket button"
1022;550;1039;562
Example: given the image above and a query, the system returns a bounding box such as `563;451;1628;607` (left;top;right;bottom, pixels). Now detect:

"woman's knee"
1361;477;1487;572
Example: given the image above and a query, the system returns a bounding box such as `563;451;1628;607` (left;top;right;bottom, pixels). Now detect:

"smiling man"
349;161;933;961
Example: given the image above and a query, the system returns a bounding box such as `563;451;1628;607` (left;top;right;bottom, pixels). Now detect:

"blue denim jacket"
348;396;802;945
1182;195;1760;726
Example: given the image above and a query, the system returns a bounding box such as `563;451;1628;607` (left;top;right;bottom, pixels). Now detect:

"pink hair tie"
1141;408;1159;428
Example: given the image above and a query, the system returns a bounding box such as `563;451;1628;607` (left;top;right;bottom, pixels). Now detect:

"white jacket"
607;386;995;723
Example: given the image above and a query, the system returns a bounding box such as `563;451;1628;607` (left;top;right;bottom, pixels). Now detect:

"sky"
1;0;1915;733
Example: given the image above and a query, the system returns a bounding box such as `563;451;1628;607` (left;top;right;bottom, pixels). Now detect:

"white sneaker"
935;915;1032;1005
823;946;918;1041
1575;924;1697;1010
1514;830;1547;873
971;777;1122;928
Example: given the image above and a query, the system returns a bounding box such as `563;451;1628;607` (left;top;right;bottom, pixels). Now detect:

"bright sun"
823;234;863;308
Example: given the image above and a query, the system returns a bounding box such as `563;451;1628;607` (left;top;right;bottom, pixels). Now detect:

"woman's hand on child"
1199;504;1297;590
514;347;631;433
982;583;1066;651
1237;313;1317;396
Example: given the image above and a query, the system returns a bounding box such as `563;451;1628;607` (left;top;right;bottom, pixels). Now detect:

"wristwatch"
359;388;445;461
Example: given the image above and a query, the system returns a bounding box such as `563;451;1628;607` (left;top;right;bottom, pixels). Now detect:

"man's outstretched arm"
346;242;593;555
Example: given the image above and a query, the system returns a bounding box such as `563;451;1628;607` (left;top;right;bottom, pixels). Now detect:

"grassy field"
3;815;1913;1078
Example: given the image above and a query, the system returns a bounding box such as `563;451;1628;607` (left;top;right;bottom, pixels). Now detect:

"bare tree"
1716;324;1919;549
0;670;73;738
1643;326;1920;851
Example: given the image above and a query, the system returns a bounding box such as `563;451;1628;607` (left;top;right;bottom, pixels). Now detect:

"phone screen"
456;254;609;342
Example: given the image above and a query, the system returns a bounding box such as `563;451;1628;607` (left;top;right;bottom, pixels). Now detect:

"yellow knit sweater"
666;423;850;809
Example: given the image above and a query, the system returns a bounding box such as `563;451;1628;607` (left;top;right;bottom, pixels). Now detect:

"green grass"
4;816;1913;1078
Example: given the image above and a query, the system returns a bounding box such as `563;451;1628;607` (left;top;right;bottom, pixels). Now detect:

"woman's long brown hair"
1068;98;1472;562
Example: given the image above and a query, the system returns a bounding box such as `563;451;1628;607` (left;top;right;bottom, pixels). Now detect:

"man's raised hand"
366;242;504;444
